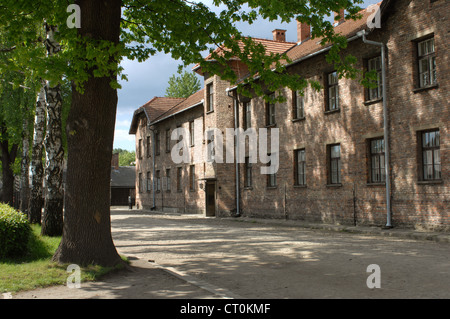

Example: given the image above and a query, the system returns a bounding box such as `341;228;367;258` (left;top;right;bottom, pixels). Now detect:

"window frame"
206;82;214;113
294;149;306;186
292;90;305;120
265;93;276;126
146;171;151;192
146;136;151;158
417;37;437;88
177;167;183;192
189;165;196;191
419;129;441;181
369;138;386;184
155;170;161;192
138;139;143;159
328;144;341;185
326;71;339;111
243;101;252;130
189;121;195;147
266;154;277;188
165;128;171;153
155;131;160;156
166;168;171;191
367;56;383;101
244;156;253;188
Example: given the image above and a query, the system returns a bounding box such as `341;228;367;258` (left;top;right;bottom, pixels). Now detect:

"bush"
0;203;31;258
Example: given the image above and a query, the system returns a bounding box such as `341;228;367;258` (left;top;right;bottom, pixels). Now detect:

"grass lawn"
0;224;126;293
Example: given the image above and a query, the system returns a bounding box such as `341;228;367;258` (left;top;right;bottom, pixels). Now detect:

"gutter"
358;29;392;228
226;87;241;217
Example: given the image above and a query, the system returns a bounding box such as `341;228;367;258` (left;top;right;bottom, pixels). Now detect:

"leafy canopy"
165;69;202;98
1;0;365;97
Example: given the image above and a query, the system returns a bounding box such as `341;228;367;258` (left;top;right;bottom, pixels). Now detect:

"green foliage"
2;0;369;99
113;148;136;166
165;69;202;98
0;204;31;258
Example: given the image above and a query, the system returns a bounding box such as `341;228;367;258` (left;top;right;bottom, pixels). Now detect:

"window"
165;128;171;152
146;136;151;157
177;167;182;191
267;155;276;187
138;172;143;193
420;130;441;181
189;121;195;146
244;157;252;188
166;169;171;191
189;165;196;191
329;144;341;184
266;93;276;126
155;131;160;155
206;83;214;112
243;101;252;130
155;170;161;192
417;37;437;88
138;139;143;159
206;130;215;162
146;171;151;192
367;56;382;100
295;149;306;186
369;138;385;183
326;71;339;111
292;90;305;119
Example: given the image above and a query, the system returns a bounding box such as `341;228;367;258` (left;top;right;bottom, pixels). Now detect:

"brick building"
130;0;449;230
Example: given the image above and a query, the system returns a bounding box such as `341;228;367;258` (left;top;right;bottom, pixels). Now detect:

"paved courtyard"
111;209;450;299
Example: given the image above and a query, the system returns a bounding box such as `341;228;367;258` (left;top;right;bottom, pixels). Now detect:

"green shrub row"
0;203;31;258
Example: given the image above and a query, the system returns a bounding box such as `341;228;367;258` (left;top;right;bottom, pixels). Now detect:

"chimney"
272;29;286;42
111;153;119;170
297;21;311;43
334;9;345;26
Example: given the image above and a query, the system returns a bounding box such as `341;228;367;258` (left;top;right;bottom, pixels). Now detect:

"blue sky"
114;0;381;151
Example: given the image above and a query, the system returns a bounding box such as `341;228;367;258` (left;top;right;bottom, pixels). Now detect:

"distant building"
110;153;136;206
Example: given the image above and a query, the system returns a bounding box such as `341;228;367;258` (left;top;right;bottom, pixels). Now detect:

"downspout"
226;87;240;217
358;30;392;228
147;126;156;210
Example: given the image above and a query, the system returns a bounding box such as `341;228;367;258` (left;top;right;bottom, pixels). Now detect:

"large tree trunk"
52;0;122;266
28;85;46;224
41;84;64;236
19;114;30;213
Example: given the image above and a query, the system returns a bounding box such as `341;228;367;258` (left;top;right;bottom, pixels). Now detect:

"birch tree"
28;84;46;224
41;23;64;236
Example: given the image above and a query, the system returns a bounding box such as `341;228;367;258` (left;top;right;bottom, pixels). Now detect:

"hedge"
0;203;31;258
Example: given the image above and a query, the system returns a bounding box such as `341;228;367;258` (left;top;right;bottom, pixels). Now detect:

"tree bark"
0;126;18;206
28;85;46;224
52;0;123;266
41;84;64;236
19;114;30;213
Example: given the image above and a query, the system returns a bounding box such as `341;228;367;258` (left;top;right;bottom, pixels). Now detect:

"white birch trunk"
41;23;65;236
41;83;64;236
28;85;46;223
19;114;30;213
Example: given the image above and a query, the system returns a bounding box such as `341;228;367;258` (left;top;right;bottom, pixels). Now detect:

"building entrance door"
205;182;216;217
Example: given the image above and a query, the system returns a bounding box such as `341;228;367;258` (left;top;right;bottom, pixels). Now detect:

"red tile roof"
129;90;205;134
194;37;296;74
285;3;381;63
152;88;205;124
